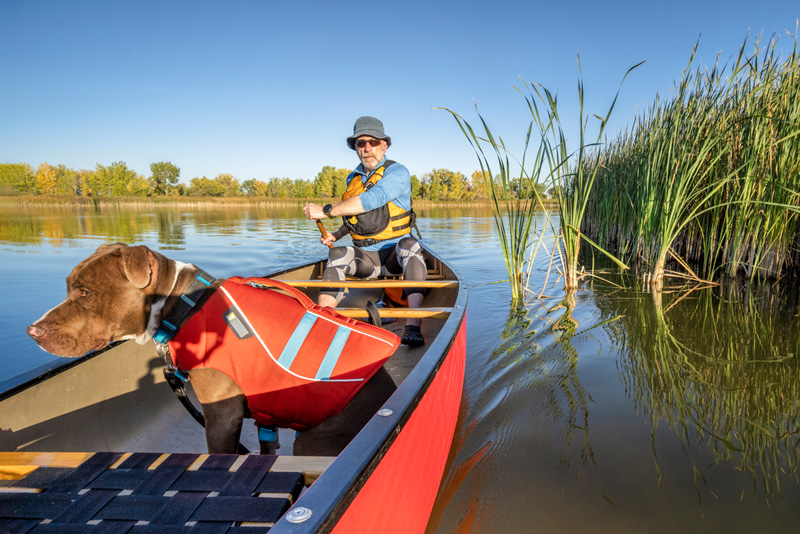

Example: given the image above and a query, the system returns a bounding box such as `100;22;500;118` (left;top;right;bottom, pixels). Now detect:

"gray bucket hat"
346;116;392;150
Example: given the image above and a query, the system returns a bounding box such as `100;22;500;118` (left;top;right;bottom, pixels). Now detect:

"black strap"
154;270;217;344
163;367;206;427
162;367;251;455
157;270;252;454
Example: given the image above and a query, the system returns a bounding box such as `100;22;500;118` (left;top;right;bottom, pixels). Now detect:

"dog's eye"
79;289;91;297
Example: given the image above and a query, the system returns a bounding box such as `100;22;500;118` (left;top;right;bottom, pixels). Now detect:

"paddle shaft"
316;220;333;249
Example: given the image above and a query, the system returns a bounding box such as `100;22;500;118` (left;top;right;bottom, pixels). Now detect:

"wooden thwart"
337;307;452;319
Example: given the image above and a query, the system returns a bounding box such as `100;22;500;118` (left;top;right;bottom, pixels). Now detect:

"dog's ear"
121;246;153;289
97;242;127;254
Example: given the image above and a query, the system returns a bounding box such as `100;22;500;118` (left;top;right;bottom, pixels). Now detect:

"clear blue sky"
1;1;798;183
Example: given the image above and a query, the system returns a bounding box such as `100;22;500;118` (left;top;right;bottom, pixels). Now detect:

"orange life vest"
342;160;416;247
168;277;400;430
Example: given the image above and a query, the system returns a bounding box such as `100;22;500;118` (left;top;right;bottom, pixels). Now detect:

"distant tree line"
0;161;556;200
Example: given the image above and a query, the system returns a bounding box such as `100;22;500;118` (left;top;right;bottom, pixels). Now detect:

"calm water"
1;204;799;533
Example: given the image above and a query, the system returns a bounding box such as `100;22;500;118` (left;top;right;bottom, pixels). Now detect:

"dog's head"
27;243;175;357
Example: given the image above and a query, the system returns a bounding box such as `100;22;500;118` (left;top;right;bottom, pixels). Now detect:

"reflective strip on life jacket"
317;327;351;380
277;311;352;380
223;287;363;383
278;312;317;369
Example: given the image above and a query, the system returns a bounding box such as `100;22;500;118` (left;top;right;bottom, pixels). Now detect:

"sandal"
401;325;425;348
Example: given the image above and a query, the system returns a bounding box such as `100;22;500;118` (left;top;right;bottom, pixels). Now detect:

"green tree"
423;170;443;201
331;169;349;198
424;169;464;201
0;163;36;195
187;176;226;196
266;177;292;197
410;174;421;199
242;178;269;197
533;182;547;200
293;179;313;198
313;166;350;198
53;164;78;195
127;174;150;196
149;161;181;195
213;173;242;196
91;162;138;196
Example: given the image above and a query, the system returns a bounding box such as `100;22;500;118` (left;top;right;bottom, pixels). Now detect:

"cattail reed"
583;31;800;286
437;104;549;302
441;56;640;296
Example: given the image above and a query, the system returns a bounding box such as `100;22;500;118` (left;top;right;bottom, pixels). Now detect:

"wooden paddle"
316;220;333;249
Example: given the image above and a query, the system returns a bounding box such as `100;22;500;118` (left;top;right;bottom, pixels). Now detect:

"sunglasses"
355;138;383;149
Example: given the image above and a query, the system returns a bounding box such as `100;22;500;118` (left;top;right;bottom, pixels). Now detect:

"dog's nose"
27;324;46;340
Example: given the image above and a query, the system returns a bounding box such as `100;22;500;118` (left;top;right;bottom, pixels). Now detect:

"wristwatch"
323;204;334;218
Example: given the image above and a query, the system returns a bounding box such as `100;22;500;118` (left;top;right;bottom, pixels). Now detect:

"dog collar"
153;270;216;344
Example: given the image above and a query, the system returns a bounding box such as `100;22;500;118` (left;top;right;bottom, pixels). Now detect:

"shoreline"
0;195;558;209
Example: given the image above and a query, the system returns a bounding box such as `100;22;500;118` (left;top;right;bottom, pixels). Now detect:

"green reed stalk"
437;104;549;302
441;56;640;295
520;57;640;289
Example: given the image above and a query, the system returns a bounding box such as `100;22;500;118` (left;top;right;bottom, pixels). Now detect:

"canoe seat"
0;452;333;530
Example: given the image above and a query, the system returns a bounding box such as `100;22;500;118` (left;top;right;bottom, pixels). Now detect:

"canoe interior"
0;250;459;457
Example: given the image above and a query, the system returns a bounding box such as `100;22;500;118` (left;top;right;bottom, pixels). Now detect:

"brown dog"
27;243;396;456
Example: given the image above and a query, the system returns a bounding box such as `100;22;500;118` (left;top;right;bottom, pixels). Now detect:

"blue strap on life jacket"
154;271;216;344
258;425;278;443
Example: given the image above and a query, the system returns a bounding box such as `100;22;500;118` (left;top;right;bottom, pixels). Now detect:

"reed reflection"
599;276;800;502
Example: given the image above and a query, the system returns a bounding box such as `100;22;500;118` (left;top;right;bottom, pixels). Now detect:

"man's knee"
328;246;349;263
398;236;420;252
397;239;425;277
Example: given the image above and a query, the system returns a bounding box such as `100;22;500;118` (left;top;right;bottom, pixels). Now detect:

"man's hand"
321;232;337;247
303;203;325;220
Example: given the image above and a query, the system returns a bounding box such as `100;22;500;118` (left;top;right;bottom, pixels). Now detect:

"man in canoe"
303;116;426;347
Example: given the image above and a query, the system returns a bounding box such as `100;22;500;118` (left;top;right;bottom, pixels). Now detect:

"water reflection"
431;271;800;532
595;276;800;503
0;205;320;247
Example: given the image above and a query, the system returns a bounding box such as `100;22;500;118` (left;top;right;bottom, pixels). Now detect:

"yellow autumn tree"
470;170;490;200
35;163;57;195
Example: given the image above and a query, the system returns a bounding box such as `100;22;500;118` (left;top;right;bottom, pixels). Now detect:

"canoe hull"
330;314;466;533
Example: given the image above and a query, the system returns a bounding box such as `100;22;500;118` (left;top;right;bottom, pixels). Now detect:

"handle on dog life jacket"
238;276;318;310
239;276;367;328
316;220;334;249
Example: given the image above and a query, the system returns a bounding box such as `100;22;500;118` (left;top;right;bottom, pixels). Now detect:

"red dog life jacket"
169;276;400;430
